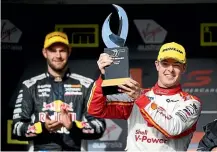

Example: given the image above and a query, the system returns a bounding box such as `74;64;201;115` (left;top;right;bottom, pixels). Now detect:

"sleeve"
87;76;134;120
197;120;217;151
135;94;202;138
12;82;45;140
68;76;105;140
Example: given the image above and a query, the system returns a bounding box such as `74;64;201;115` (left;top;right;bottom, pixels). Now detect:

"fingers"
98;53;110;61
25;133;37;137
45;112;62;131
125;78;140;88
45;113;58;127
48;121;62;132
118;79;140;91
118;84;132;92
68;113;72;122
61;105;68;114
45;113;57;125
48;121;62;128
45;113;52;126
118;78;142;100
97;60;113;69
52;123;62;131
99;53;110;59
128;78;140;87
45;113;51;121
98;53;112;63
60;107;72;130
97;53;113;74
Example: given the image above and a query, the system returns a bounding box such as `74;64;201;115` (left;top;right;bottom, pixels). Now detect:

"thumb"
68;113;72;122
101;69;105;75
61;105;68;114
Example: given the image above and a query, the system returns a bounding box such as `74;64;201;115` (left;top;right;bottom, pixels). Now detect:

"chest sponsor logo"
135;129;167;143
157;106;172;120
64;84;83;96
151;103;172;120
147;96;154;100
166;99;179;103
37;84;51;97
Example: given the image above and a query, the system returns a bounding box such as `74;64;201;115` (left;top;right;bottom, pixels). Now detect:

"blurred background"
1;0;217;151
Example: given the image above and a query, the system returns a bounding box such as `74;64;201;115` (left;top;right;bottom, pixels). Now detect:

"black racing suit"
12;69;106;151
197;119;217;151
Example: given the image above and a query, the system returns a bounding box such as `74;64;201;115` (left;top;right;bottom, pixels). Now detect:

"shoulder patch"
180;91;200;102
69;73;94;88
23;73;46;88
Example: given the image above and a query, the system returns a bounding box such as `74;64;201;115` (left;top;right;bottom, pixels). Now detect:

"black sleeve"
69;81;106;140
12;82;46;140
197;120;217;151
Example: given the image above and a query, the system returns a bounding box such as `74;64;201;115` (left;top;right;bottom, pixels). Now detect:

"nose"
167;64;174;72
56;51;61;58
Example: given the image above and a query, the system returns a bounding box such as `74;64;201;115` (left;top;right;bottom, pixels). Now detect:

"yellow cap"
44;31;69;48
157;42;186;64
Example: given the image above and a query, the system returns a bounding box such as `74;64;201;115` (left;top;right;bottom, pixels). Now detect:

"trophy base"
102;77;130;87
101;77;130;95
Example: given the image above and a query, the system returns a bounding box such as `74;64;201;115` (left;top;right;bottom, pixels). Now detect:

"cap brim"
45;41;69;49
158;52;186;64
159;56;185;64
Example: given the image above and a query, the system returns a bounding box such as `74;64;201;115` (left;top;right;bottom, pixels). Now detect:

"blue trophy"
101;4;130;94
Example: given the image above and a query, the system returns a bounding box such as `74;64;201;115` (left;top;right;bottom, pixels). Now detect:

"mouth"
164;74;175;79
53;60;63;63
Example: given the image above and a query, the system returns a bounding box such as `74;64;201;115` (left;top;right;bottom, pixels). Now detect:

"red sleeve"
87;76;134;120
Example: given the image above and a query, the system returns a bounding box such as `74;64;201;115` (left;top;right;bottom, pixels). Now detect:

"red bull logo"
39;100;76;122
39;112;76;122
26;122;42;134
27;125;36;134
42;100;74;112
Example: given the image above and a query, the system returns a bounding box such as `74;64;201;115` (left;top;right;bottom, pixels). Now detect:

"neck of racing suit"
152;83;182;95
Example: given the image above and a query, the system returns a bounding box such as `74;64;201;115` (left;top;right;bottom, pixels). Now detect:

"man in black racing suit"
11;31;106;151
197;119;217;151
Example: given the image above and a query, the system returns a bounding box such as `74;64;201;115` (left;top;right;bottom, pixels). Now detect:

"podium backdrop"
2;3;217;151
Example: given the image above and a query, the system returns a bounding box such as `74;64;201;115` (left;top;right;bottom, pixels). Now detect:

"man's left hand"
60;106;73;130
118;78;142;100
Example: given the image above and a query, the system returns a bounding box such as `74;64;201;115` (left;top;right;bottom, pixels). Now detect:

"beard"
47;59;68;73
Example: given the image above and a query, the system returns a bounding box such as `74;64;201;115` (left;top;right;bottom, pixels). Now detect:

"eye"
60;49;68;53
161;61;169;67
173;63;182;67
49;48;56;52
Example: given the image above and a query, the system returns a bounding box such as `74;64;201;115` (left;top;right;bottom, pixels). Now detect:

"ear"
42;48;47;59
68;47;72;56
155;60;160;71
182;64;187;74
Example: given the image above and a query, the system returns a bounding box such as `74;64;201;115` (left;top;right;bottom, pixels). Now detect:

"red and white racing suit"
87;76;202;151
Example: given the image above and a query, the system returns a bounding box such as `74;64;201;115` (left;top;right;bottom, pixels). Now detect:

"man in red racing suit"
87;42;202;151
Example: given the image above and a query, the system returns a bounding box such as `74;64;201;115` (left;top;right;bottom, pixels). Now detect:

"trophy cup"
101;4;130;95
